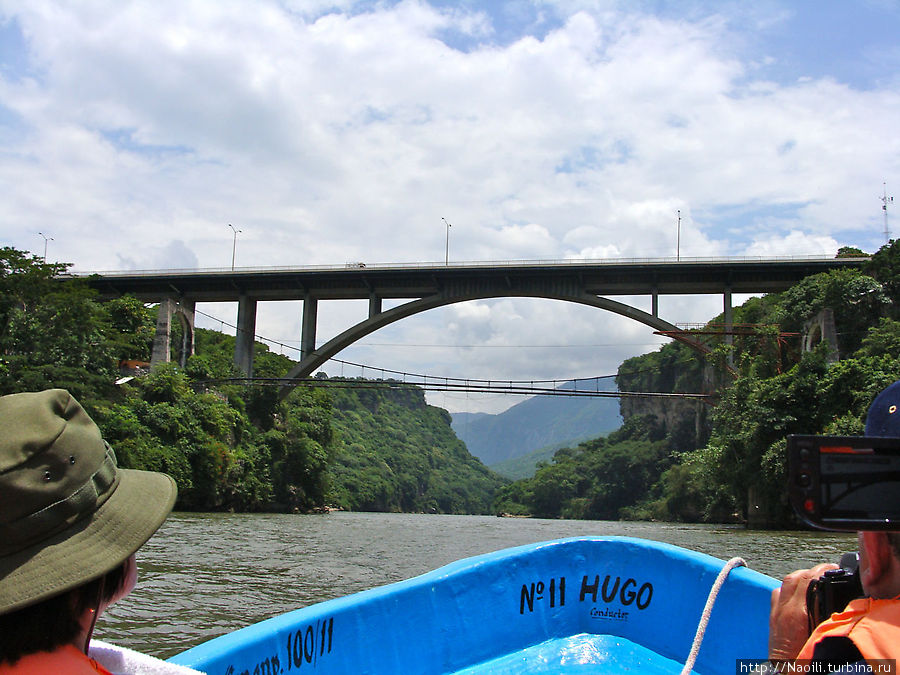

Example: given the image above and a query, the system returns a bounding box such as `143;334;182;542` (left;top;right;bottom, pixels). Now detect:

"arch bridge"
83;256;865;387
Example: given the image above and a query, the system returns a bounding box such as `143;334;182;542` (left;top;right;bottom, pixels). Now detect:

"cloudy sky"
2;1;900;413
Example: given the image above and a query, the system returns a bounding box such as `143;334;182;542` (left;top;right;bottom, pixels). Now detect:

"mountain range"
450;379;622;475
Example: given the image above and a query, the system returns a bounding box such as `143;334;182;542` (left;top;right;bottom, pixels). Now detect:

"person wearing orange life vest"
769;380;900;670
0;390;179;674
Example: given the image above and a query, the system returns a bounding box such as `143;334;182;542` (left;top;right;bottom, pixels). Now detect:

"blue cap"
865;380;900;437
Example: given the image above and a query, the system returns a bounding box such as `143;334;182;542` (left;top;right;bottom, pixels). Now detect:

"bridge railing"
70;254;867;278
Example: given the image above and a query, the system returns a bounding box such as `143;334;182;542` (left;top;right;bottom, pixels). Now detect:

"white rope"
680;556;747;675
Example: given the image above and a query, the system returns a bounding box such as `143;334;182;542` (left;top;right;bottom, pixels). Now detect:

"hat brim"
0;468;176;614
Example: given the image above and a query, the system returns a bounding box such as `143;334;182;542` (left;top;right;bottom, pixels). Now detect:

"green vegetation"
6;240;899;527
0;247;502;513
1;248;119;402
326;382;504;513
490;439;586;480
494;243;900;527
494;417;669;518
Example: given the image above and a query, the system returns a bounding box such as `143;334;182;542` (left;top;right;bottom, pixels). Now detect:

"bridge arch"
280;288;690;398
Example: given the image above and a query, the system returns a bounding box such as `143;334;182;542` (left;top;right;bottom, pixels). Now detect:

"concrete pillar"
234;296;257;376
724;286;733;367
369;293;382;318
178;300;196;367
651;287;659;318
803;308;840;363
150;299;173;369
301;295;318;360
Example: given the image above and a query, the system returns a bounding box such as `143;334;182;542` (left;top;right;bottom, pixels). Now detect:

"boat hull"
169;536;778;674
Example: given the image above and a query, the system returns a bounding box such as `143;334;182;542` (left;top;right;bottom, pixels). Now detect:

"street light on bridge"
676;210;681;261
38;232;53;263
883;181;894;244
442;217;451;265
228;223;241;271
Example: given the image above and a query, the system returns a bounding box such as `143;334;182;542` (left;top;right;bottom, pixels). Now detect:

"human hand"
768;563;838;660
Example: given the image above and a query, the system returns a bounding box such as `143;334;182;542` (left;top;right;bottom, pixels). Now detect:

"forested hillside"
495;244;900;527
451;379;621;469
0;247;503;513
327;383;504;513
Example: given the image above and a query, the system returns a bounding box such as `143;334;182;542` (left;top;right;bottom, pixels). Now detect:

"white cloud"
116;240;199;271
480;223;558;259
744;230;841;258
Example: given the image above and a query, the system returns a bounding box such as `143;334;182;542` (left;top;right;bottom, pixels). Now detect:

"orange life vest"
798;597;900;661
0;644;113;675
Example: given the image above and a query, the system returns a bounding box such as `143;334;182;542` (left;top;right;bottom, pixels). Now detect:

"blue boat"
169;536;778;674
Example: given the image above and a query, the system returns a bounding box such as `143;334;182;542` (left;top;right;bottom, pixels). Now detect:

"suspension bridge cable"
192;377;712;400
185;306;697;395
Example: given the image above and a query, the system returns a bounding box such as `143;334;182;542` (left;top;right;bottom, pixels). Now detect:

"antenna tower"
883;181;894;244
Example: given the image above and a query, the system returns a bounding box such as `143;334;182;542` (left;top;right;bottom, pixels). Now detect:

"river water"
97;511;856;660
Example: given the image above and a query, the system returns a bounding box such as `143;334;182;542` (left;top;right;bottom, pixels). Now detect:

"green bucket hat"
0;389;177;614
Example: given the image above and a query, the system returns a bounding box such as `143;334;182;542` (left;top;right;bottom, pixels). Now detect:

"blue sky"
1;0;899;412
746;0;900;89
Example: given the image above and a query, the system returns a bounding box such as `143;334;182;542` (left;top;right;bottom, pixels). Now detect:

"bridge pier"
150;298;195;369
150;299;173;369
651;287;659;318
234;296;257;376
803;308;840;362
723;287;733;367
180;300;196;365
369;293;382;318
302;295;318;360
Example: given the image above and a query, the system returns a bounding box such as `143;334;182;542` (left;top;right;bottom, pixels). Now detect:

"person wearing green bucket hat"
0;389;179;673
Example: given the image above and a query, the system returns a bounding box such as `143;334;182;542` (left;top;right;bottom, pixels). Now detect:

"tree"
490;417;675;520
836;246;868;258
704;347;832;521
0;247;116;401
0;247;69;326
103;296;156;362
866;240;900;317
778;269;886;356
856;319;900;359
267;388;335;511
325;382;504;514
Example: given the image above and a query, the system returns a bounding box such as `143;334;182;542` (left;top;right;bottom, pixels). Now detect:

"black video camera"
787;434;900;530
786;436;882;629
805;552;863;631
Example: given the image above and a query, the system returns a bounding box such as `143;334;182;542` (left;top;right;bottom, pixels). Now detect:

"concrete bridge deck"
81;255;864;301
